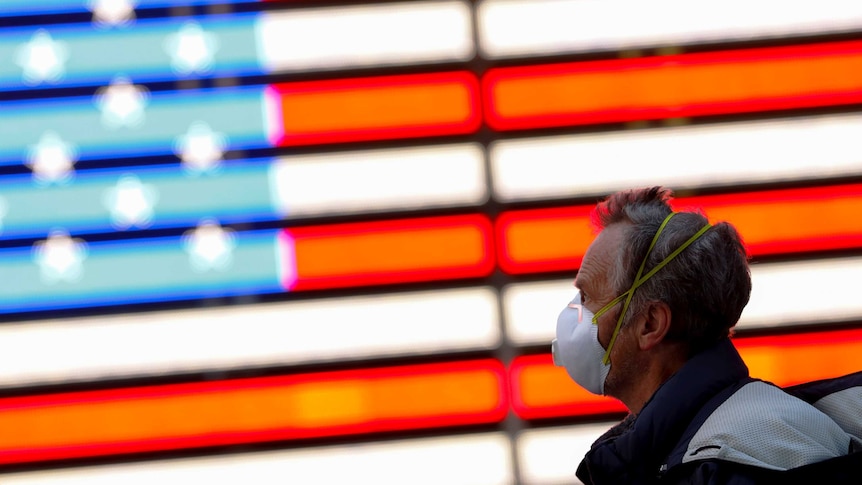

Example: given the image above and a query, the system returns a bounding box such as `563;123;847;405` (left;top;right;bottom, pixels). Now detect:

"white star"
164;22;219;75
88;0;136;28
103;174;159;229
15;29;69;85
33;231;88;284
174;121;227;174
26;131;77;184
94;77;149;129
183;219;236;272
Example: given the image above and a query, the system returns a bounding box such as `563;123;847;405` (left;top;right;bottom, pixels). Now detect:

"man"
552;187;862;484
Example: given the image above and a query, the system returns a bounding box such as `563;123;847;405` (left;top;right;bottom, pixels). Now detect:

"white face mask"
551;291;610;395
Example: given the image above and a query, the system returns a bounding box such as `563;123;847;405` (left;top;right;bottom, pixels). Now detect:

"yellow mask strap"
592;213;712;365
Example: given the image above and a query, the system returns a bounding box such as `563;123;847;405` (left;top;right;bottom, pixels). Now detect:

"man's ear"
636;301;672;351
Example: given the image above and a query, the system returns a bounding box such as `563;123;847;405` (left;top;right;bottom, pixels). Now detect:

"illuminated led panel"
505;257;862;346
0;86;270;166
503;278;574;345
478;0;862;59
271;143;487;217
0;230;281;314
282;214;495;291
0;287;500;389
491;113;862;202
258;1;473;72
677;184;862;256
497;184;862;274
497;205;594;275
0;433;513;485
739;256;862;330
518;423;617;485
0;360;508;465
2;75;479;165
511;354;625;420
270;71;481;147
512;329;862;420
0;15;260;90
0;0;243;16
2;2;472;90
737;329;862;387
484;41;862;131
0;162;274;238
0;143;486;239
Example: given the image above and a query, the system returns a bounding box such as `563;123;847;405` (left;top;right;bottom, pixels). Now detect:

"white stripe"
739;256;862;329
504;257;862;345
257;1;474;72
504;279;574;346
517;423;616;484
270;143;487;217
0;287;500;388
478;0;862;58
491;114;862;202
0;433;513;485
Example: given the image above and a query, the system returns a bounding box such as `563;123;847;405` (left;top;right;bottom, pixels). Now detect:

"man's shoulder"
784;370;862;439
681;380;852;470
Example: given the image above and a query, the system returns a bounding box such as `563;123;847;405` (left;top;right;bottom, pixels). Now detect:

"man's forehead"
577;224;626;291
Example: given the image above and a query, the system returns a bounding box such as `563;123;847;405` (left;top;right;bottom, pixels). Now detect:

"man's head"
574;186;751;410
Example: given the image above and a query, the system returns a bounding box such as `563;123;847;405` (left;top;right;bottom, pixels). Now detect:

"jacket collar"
578;338;749;484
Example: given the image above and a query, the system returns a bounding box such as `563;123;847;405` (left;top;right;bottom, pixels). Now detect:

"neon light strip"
0;161;274;239
478;0;862;59
491;113;862;202
258;1;474;73
0;86;269;165
0;15;261;91
2;212;496;313
0;230;281;314
484;40;862;131
269;143;487;217
517;423;618;485
2;2;473;90
503;279;575;345
0;360;508;465
0;0;250;16
270;71;481;146
504;256;862;346
740;257;862;330
511;354;625;420
677;185;862;255
0;433;513;485
0;287;500;389
284;214;495;291
0;143;486;239
497;206;594;275
511;328;862;419
497;183;862;274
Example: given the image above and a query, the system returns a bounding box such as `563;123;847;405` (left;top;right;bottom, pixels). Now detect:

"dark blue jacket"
576;339;862;484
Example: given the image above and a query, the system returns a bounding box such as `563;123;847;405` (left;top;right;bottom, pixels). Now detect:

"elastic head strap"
593;213;712;365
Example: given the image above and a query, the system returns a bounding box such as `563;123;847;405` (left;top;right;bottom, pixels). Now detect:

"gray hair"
592;187;751;355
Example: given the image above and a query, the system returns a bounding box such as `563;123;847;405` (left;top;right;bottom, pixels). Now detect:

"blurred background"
1;0;862;483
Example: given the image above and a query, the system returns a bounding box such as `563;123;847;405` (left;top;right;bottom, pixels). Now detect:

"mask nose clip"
567;302;583;321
